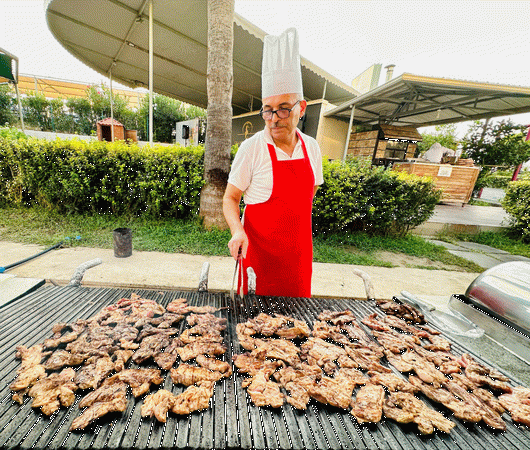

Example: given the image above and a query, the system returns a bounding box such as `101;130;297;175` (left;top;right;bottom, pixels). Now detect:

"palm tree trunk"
199;0;234;229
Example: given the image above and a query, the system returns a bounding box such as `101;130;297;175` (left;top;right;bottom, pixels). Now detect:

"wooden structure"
96;118;137;143
393;161;481;204
347;124;422;166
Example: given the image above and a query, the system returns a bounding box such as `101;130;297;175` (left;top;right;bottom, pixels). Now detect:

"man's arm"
223;183;248;259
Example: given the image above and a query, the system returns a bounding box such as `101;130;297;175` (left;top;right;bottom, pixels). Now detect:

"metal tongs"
399;291;484;338
230;250;255;301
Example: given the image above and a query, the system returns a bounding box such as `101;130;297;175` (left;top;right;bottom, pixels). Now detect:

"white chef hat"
261;27;303;99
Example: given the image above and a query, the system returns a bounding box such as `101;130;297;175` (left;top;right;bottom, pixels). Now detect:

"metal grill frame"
1;285;529;450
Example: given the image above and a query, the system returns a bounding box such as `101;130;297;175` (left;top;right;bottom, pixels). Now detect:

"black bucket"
113;227;132;257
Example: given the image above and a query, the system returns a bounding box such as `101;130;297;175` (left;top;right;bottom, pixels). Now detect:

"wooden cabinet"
393;161;481;204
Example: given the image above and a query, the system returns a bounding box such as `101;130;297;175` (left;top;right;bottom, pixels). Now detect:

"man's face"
261;93;306;142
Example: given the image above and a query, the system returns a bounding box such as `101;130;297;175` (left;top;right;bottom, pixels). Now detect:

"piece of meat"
9;364;46;393
109;368;164;397
384;350;414;373
79;380;123;408
499;395;530;427
376;299;425;324
383;391;455;434
15;344;50;370
344;345;391;373
444;380;506;430
141;389;176;422
300;337;346;374
372;330;416;354
166;298;189;314
362;313;392;332
72;395;128;430
310;369;364;410
252;338;301;367
401;350;447;385
75;356;115;390
171;383;215;415
44;349;85;371
28;368;78;416
170;363;224;386
409;375;482;423
318;310;357;325
176;340;227;362
153;340;181;370
196;355;232;377
412;345;461;374
368;371;418;393
243;367;284;408
460;355;512;393
350;384;385;423
113;349;134;372
232;353;283;376
274;365;321;410
423;334;452;352
132;334;170;364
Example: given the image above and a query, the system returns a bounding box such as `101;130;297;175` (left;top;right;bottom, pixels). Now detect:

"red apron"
239;133;315;297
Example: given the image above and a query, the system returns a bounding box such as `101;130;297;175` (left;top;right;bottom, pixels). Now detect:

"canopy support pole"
148;0;154;145
109;68;114;142
342;105;355;161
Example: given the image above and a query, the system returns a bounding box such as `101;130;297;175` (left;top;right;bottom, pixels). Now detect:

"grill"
1;285;529;450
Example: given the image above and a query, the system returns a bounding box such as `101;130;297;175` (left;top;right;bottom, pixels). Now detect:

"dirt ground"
375;251;467;271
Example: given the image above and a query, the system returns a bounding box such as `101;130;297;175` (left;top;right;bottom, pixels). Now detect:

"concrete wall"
316;101;349;160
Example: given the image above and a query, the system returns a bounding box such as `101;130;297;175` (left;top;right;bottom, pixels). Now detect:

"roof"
378;124;422;141
325;73;530;127
44;0;358;115
97;117;123;126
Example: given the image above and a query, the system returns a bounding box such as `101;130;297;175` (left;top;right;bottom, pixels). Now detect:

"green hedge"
1;137;442;235
502;181;530;242
313;160;442;236
0;137;205;218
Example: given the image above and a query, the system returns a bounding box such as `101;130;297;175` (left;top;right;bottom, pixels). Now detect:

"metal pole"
14;83;25;132
148;0;154;145
109;68;114;142
342;105;355;161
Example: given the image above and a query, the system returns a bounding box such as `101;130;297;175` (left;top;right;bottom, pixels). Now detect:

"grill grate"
1;286;529;450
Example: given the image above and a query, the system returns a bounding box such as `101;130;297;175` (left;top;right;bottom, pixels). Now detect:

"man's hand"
228;230;248;260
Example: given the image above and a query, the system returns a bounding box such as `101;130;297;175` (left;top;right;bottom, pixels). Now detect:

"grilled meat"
401;350;447;384
75;356;114;390
409;375;483;423
317;310;357;325
29;367;77;416
171;382;215;414
243;367;284;408
383;391;455;434
15;344;50;370
132;334;171;364
300;337;346;374
170;363;224;386
459;353;512;393
176;340;227;362
310;368;366;410
10;364;46;401
71;381;128;430
232;352;283;376
376;299;425;324
196;355;232;377
498;387;530;427
444;379;506;430
153;340;181;370
113;349;134;372
368;371;418;393
108;368;164;397
350;384;385;423
141;389;175;422
44;349;86;371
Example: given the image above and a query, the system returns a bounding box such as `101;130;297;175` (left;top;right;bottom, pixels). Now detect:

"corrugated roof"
325;73;530;127
45;0;358;116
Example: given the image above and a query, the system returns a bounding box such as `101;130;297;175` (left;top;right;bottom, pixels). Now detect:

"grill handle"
351;268;375;300
67;258;102;286
198;262;209;292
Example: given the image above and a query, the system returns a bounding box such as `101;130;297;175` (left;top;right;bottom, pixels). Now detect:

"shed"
97;118;125;142
347;124;422;166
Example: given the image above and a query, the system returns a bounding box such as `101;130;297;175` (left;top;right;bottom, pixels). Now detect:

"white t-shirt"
228;128;324;204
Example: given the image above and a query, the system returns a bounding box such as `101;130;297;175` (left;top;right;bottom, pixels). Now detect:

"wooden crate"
393;162;481;204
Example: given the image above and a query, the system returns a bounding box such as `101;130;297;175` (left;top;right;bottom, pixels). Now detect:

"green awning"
0;52;15;82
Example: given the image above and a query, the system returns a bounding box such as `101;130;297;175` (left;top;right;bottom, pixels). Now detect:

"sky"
2;0;530;136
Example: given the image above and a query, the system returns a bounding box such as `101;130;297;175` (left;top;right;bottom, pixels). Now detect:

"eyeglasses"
259;100;300;121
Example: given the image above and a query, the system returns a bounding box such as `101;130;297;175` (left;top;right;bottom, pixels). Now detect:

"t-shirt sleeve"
228;144;252;192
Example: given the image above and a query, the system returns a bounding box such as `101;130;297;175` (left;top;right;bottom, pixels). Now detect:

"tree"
199;0;234;229
417;124;460;155
462;119;530;168
0;84;15;126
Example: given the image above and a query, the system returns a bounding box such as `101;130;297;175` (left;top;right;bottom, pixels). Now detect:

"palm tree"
199;0;235;229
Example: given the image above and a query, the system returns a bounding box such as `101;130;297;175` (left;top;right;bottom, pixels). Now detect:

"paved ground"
0;203;526;312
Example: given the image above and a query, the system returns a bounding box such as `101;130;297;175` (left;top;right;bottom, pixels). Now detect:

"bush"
0;137;205;218
313;160;442;236
501;181;530;242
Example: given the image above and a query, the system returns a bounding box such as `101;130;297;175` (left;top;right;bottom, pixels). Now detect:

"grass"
437;230;530;259
0;204;493;271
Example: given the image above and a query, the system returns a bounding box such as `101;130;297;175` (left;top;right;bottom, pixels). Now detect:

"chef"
223;27;324;297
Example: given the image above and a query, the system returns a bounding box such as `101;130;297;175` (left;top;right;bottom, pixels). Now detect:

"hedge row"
502;181;530;242
0;137;205;218
313;160;442;236
0;137;443;236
